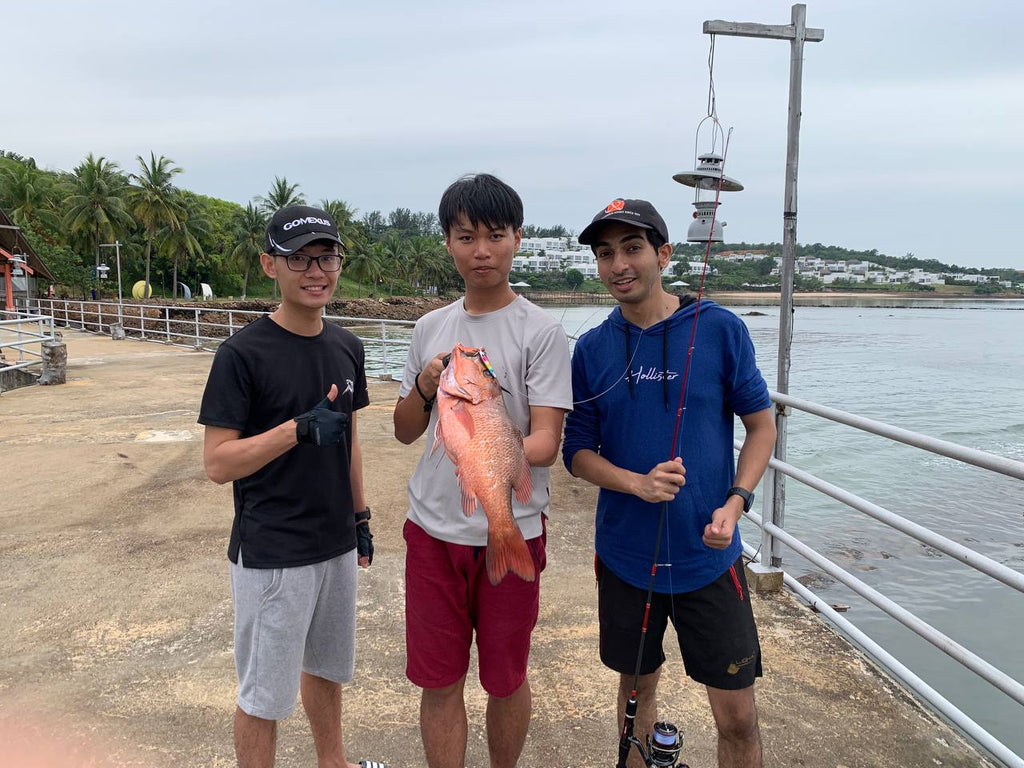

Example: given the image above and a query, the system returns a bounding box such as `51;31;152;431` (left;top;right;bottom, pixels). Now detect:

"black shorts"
596;556;762;690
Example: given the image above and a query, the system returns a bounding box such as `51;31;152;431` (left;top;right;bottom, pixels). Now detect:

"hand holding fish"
421;352;448;392
413;353;447;409
633;457;686;503
432;343;536;585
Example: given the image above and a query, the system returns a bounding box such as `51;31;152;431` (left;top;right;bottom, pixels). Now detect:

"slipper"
360;762;388;768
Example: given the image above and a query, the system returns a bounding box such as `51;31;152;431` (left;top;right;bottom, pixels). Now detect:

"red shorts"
403;518;546;697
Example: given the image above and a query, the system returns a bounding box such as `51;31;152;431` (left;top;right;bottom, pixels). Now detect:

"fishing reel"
624;721;688;768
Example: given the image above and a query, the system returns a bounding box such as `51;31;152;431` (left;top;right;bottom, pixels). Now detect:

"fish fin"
458;480;478;517
430;418;444;457
485;527;536;585
451;402;475;439
512;462;533;505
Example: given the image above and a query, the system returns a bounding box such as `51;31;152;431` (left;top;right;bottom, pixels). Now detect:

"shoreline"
39;289;1020;328
708;289;1021;300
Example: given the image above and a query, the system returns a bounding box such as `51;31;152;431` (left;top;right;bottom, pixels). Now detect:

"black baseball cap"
264;205;343;255
578;198;669;245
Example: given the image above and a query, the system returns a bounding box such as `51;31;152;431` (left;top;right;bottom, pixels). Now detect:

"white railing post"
16;317;25;362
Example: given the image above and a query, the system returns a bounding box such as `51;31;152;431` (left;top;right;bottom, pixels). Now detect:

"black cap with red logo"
577;198;669;246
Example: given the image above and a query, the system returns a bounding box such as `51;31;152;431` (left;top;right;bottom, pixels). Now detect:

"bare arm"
571;449;686;504
733;406;776;494
703;405;776;548
203;383;343;485
348;411;365;512
394;353;447;444
522;405;566;467
203;421;297;485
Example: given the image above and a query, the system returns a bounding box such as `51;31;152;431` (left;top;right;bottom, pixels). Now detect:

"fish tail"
485;526;536;585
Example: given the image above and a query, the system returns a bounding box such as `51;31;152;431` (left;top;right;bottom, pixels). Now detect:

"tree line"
0;150;463;300
3;148;1016;302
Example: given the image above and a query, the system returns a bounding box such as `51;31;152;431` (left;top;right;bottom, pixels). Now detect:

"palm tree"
404;236;447;293
63;154;133;273
378;232;406;296
157;193;209;298
0;162;62;230
318;198;361;251
229;203;267;299
130;152;184;299
258;177;305;213
343;245;384;298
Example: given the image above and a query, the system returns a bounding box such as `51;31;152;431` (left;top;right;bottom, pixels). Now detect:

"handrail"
736;440;1024;593
23;298;415;377
0;311;56;373
747;508;1024;706
743;542;1024;768
743;391;1024;766
770;390;1024;481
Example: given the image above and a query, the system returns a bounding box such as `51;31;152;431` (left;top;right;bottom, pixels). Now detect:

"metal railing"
0;310;56;375
22;298;415;379
743;391;1024;768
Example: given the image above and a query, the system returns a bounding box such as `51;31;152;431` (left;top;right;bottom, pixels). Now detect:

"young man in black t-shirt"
199;205;383;768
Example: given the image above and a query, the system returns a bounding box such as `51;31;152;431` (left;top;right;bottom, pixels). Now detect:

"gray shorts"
231;548;357;720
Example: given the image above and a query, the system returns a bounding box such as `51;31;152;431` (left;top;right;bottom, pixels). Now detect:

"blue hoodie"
562;299;771;593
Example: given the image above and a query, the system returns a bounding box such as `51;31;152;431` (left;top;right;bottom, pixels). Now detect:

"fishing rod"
614;128;732;768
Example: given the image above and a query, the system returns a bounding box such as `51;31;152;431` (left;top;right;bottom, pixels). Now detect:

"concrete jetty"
0;330;996;767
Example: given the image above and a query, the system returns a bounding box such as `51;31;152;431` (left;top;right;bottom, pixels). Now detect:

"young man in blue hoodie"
562;199;776;768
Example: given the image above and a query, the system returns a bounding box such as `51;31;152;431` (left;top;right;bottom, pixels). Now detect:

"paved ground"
0;330;996;767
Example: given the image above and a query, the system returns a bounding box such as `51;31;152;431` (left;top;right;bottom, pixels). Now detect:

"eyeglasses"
276;253;343;272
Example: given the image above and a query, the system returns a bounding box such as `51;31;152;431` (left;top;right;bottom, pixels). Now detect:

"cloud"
5;0;1024;268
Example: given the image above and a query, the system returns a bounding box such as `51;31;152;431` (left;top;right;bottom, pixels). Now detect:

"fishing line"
670;129;732;456
616;33;733;765
489;325;653;407
662;127;733;627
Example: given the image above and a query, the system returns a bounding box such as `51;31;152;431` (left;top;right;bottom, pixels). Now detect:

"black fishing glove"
355;507;374;565
294;396;350;447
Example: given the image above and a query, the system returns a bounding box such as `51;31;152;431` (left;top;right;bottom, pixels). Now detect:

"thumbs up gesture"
294;384;350;446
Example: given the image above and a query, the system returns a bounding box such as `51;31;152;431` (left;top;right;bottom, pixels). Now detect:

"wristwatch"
726;486;754;513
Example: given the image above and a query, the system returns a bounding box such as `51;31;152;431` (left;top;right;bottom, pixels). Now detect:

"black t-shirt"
198;316;370;568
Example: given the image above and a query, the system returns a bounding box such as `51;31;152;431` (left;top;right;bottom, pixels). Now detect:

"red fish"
433;343;535;584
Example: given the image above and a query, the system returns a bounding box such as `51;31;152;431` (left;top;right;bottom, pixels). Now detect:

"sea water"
552;298;1024;758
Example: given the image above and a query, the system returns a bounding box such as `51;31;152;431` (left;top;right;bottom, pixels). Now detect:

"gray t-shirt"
399;296;573;546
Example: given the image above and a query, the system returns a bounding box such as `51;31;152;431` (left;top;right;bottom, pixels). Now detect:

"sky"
6;0;1024;270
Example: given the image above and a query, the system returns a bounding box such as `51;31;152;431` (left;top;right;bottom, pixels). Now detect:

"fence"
24;298;415;379
0;310;56;387
743;391;1024;768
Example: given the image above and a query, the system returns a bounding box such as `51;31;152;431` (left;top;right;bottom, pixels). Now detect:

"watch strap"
726;486;754;513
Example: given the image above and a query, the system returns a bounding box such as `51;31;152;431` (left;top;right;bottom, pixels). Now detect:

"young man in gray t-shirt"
394;174;572;768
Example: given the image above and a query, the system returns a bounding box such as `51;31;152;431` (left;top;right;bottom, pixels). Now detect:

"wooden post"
703;3;824;589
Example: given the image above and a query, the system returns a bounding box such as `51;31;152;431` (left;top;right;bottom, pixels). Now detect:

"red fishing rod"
614;133;732;768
